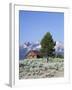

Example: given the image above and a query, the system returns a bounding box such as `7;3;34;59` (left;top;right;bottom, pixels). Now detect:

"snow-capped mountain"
19;42;41;60
23;41;64;52
19;41;64;60
55;41;64;52
23;42;41;51
55;41;64;56
23;42;31;48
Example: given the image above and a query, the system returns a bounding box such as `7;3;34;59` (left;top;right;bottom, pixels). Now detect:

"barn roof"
26;50;40;55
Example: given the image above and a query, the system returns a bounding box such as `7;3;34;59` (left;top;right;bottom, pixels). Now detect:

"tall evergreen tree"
40;32;56;57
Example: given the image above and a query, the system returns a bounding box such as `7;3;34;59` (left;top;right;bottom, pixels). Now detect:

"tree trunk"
47;57;49;63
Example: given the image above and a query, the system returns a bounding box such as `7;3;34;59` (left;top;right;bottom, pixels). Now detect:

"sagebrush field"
19;58;64;79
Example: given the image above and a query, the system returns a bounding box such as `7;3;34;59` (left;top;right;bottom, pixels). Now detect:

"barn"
26;50;41;59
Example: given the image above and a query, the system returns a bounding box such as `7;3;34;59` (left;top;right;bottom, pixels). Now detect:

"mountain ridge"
19;41;64;60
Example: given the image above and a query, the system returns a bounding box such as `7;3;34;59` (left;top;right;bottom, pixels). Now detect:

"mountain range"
19;41;64;60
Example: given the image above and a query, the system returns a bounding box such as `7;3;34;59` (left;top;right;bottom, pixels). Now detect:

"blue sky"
19;10;64;45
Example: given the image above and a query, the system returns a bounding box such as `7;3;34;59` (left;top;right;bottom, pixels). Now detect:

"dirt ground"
54;70;64;77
